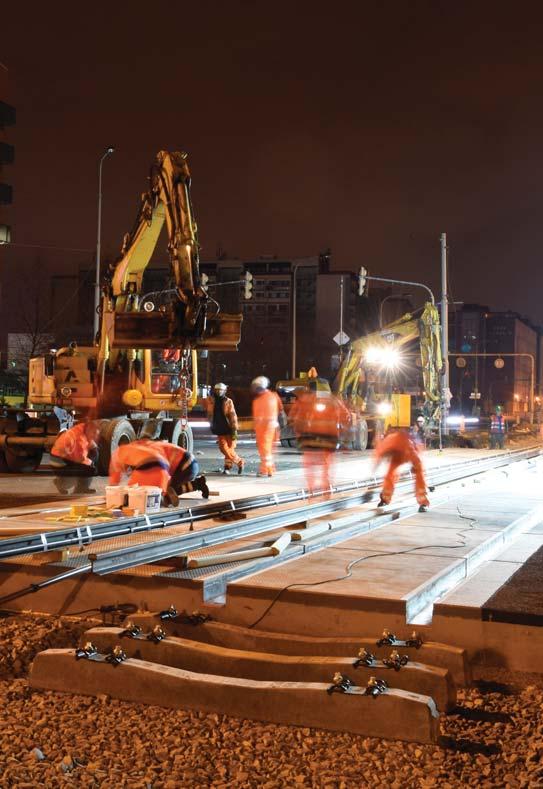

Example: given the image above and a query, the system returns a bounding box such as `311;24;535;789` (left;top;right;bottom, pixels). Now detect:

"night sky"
3;1;543;321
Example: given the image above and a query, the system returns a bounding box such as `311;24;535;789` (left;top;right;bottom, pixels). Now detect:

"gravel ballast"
0;613;541;787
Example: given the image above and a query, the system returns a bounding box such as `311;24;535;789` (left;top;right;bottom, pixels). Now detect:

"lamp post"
291;262;300;378
94;146;115;340
379;293;412;329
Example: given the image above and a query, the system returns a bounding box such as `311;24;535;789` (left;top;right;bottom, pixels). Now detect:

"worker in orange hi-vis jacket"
109;436;209;506
373;429;429;512
251;376;285;477
206;382;245;475
290;389;350;494
50;420;100;494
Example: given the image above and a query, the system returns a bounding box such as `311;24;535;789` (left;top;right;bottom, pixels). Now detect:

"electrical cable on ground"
248;504;478;629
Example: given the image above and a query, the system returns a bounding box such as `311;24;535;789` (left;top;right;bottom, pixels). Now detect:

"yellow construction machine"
2;151;241;473
279;302;442;450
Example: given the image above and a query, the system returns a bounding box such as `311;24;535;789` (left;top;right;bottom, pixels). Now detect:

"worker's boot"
192;475;210;499
222;467;231;475
74;477;96;495
378;497;387;507
165;487;179;507
54;478;70;496
237;461;244;475
418;504;428;513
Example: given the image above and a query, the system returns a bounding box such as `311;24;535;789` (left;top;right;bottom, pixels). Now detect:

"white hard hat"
251;376;270;390
214;382;227;393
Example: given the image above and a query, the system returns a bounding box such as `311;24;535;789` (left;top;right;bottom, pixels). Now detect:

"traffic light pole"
364;275;435;305
440;233;449;435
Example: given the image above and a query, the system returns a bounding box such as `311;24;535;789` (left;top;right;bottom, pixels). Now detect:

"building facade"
450;304;541;417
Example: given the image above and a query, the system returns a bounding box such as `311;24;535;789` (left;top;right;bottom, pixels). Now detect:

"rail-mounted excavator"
279;302;442;450
0;151;242;473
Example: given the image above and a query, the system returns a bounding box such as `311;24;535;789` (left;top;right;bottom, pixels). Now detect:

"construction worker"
50;421;100;494
251;376;285;477
373;429;429;512
290;389;350;494
489;405;507;449
109;437;209;506
207;382;244;475
410;415;427;449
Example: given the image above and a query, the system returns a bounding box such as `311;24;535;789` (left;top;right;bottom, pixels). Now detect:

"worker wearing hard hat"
373;429;429;512
206;383;244;475
109;434;209;506
410;415;427;449
251;376;285;477
50;420;100;494
290;389;350;493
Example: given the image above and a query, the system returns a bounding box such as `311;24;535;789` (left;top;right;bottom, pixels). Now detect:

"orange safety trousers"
302;449;334;494
255;426;277;475
381;451;429;507
217;435;244;470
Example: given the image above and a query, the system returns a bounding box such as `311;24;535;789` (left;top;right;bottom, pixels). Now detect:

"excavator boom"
101;150;241;353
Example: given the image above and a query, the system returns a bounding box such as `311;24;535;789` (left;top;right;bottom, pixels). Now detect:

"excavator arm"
100;151;241;355
333;302;442;415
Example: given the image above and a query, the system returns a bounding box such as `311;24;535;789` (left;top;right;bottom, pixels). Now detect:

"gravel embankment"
0;613;541;787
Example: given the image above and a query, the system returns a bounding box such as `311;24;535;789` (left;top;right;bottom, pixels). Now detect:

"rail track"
19;445;543;742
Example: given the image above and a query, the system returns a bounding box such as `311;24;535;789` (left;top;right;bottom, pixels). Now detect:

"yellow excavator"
1;151;241;473
279;302;442;450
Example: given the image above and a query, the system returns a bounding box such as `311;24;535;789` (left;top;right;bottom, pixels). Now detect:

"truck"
279;302;442;450
0;151;241;473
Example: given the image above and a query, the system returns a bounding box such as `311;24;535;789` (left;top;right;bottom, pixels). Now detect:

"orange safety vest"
252;390;282;428
51;424;94;466
290;392;349;449
374;430;421;466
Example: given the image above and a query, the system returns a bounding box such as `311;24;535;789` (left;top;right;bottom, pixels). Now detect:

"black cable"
248;504;477;629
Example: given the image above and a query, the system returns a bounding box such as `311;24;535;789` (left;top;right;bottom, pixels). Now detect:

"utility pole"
94;147;115;341
440;233;449;433
339;275;344;364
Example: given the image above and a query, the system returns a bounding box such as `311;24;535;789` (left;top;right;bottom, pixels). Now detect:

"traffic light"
358;266;368;296
244;271;253;299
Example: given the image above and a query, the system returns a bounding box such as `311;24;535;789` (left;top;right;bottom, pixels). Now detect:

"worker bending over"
207;382;244;474
109;437;209;506
251;376;285;477
373;429;429;512
290;389;350;494
50;420;100;494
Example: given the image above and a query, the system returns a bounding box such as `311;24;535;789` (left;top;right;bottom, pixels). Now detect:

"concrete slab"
84;627;456;711
130;614;470;687
31;649;440;743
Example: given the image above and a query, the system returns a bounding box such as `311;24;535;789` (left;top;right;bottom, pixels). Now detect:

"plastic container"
105;485;130;509
128;486;162;514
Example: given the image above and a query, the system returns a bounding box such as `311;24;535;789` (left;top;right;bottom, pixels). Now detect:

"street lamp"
94;146;115;340
379;292;412;329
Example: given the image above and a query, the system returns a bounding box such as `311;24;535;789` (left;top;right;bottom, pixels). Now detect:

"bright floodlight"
377;401;393;416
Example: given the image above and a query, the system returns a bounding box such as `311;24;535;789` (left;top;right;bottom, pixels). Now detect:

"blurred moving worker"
251;376;285;477
373;429;429;512
50;421;100;494
489;405;507;449
290;389;350;494
207;382;244;475
109;437;209;506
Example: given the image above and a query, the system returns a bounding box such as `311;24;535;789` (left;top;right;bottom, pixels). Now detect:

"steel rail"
0;445;538;563
88;444;541;578
0;445;539;606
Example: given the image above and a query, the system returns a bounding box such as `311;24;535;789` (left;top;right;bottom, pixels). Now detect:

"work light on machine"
377;401;393;416
365;345;401;369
